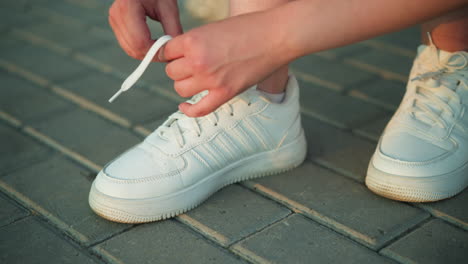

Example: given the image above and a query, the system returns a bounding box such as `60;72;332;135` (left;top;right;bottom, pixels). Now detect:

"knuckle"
126;50;141;60
183;34;198;48
165;64;173;78
108;4;116;17
192;56;208;72
192;108;206;117
174;83;190;97
119;0;130;7
210;76;231;95
133;39;148;53
109;0;122;16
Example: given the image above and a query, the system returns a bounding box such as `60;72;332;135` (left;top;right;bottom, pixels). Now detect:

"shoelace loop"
410;44;467;129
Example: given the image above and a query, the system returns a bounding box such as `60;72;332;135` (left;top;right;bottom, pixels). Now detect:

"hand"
108;0;182;60
163;11;292;117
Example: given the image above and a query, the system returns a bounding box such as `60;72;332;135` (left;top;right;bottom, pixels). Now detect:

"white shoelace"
409;40;467;129
108;35;253;148
108;35;173;102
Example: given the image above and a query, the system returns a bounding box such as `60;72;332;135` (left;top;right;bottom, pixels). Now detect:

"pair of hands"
109;0;290;117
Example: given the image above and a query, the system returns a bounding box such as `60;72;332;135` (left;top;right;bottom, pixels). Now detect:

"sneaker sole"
366;159;468;202
89;130;307;223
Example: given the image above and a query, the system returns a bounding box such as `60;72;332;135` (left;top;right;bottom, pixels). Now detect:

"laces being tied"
409;33;468;129
108;35;172;103
110;35;255;149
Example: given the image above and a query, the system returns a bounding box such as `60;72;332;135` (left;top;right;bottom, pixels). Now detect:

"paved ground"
0;0;467;263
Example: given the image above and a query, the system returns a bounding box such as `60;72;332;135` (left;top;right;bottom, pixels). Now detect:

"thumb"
179;89;232;117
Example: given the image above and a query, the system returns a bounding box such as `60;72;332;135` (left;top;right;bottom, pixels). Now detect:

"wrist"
263;2;306;65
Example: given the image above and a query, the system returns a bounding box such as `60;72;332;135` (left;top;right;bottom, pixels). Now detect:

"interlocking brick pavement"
0;1;466;263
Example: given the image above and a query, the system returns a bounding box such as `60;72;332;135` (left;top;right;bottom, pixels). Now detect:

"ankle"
257;66;289;94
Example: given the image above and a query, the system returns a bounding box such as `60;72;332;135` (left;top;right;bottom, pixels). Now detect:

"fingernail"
157;46;165;62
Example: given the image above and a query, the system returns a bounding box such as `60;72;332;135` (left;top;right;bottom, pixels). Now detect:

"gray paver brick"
83;44;175;90
31;108;140;166
419;190;468;230
34;1;107;26
61;0;110;10
0;192;28;227
185;184;291;245
179;5;205;30
0;217;96;264
316;43;370;59
20;21;112;50
253;162;429;249
235;214;392;264
0;41;89;82
299;80;387;128
142;62;177;91
292;55;375;89
59;73;177;124
350;78;406;110
0;124;50;176
94;220;243;264
83;44;142;74
0;3;43;28
302;115;376;181
142;116;167;132
1;155;131;245
349;49;414;77
0;70;72;122
354;115;392;142
372;27;421;51
382;219;468;264
0;33;22;49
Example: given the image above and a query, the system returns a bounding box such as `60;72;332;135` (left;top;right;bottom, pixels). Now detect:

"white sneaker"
89;75;307;223
366;42;468;202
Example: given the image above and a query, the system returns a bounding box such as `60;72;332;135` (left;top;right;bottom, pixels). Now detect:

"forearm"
271;0;468;60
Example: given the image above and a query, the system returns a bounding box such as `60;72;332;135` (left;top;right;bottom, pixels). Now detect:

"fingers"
179;89;232;117
174;77;206;98
162;35;184;61
158;3;183;37
166;58;192;81
109;0;153;60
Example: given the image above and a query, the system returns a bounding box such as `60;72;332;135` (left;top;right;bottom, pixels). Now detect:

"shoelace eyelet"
230;113;234;116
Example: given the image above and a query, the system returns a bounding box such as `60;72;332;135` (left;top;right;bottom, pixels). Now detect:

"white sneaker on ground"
89;75;307;223
366;42;468;202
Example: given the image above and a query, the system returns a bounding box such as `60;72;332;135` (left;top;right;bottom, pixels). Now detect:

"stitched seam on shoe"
102;156;187;183
377;140;459;166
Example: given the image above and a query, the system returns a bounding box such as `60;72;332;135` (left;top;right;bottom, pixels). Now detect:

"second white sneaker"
366;42;468;202
89;75;307;223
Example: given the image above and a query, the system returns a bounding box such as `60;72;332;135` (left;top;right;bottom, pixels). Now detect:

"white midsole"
366;157;468;200
89;129;307;219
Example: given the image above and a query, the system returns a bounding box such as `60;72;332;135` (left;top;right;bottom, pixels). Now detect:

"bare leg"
421;5;468;52
229;0;290;94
